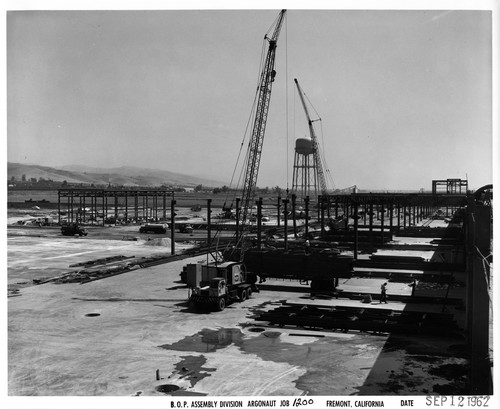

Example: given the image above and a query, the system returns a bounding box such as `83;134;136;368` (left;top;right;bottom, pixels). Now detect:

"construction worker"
380;282;388;304
409;278;417;297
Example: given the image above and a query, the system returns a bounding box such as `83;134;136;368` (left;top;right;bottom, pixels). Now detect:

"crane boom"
294;78;328;195
240;10;286;229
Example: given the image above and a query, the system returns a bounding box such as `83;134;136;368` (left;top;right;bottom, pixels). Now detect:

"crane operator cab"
209;277;227;298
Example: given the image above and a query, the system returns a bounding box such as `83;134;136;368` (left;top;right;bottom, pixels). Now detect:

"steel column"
276;196;281;228
380;203;385;245
235;198;241;244
344;201;350;232
389;205;393;230
304;196;310;237
353;204;359;260
369;202;374;250
292;194;297;238
283;199;289;251
58;191;61;225
207;199;212;249
171;199;176;255
256;198;263;251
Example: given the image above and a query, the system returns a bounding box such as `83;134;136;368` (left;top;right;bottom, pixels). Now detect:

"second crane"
292;78;330;198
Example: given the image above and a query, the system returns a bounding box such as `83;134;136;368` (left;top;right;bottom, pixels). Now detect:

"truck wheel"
216;297;226;311
240;289;247;302
247;287;252;298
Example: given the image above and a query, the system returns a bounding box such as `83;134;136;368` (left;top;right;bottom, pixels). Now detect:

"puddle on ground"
153;355;213;396
158;327;386;395
174;355;216;387
158;327;291;355
358;347;470;395
158;327;470;395
429;362;469;379
155;383;208;396
248;327;266;333
156;384;180;394
159;328;245;353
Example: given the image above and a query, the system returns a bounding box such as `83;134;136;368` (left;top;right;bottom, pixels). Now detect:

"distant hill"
7;163;225;188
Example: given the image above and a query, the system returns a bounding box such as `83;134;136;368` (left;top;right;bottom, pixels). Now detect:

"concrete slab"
7;215;471;397
8;257;375;396
8;257;468;397
7;234;192;286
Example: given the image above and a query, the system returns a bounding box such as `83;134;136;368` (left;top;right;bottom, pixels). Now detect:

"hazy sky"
7;7;493;190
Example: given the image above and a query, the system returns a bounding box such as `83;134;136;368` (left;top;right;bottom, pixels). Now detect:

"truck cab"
209;277;227;298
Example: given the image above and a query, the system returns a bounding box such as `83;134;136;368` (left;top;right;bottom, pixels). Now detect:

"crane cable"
231;12;286;203
285;13;290;195
224;35;268;211
319;120;336;191
211;36;268;251
220;15;281;252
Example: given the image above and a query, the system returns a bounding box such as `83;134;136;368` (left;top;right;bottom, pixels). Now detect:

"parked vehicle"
61;223;88;236
139;223;168;234
179;224;193;233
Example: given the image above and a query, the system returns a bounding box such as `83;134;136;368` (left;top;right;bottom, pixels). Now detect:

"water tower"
291;78;330;199
292;135;319;198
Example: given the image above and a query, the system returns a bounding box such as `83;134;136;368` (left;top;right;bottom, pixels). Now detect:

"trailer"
139;223;168;234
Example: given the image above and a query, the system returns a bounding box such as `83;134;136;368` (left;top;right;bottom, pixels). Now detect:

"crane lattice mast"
294;78;328;195
240;10;286;229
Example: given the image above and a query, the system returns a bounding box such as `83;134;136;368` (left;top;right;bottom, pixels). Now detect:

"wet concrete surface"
7;227;192;288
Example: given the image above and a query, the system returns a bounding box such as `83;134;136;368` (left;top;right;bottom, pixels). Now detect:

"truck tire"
240;289;247;302
247;287;252;298
216;297;226;311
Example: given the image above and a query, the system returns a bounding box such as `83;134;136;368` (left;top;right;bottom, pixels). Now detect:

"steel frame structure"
318;193;468;245
432;179;468;195
57;188;174;225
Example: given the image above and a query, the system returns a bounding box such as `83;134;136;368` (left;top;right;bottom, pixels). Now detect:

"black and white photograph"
4;1;498;408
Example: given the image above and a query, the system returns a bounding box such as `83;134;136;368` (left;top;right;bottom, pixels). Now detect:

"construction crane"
294;78;328;195
239;10;286;230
